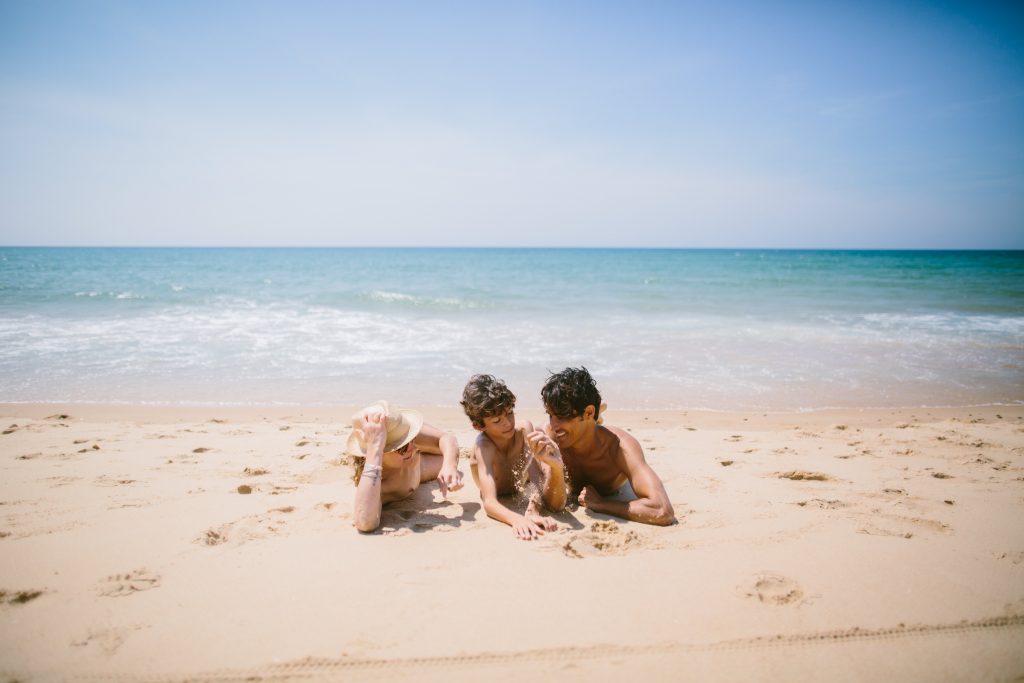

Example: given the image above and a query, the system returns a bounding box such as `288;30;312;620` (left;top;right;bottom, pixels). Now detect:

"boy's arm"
476;440;547;540
525;430;568;512
415;423;464;496
578;427;675;526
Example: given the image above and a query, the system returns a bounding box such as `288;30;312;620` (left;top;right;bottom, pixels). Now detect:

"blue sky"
1;1;1022;248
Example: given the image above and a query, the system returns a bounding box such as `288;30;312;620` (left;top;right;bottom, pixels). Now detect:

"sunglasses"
393;441;413;455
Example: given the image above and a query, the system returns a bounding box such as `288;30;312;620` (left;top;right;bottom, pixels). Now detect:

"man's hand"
526;430;562;468
578;484;603;509
437;463;464;498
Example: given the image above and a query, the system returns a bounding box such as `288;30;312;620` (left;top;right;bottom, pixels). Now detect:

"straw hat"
344;400;423;456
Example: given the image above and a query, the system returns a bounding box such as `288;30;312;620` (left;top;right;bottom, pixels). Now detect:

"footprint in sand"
993;551;1024;565
198;508;294;547
776;471;833;482
94;475;137;487
45;475;80;487
744;572;804;605
97;568;161;597
857;511;949;539
71;626;147;655
795;498;848;509
560;520;644;559
1;589;45;605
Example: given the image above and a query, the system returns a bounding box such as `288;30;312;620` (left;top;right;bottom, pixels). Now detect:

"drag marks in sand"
83;614;1024;681
97;568;161;597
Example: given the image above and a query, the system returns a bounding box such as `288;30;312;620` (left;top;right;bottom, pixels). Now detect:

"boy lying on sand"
461;374;567;540
346;401;464;533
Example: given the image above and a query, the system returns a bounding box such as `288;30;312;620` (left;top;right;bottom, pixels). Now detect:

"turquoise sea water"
0;247;1021;410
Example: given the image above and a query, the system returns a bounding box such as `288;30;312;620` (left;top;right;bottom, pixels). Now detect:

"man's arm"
414;423;464;496
579;427;675;526
475;438;548;540
353;413;386;533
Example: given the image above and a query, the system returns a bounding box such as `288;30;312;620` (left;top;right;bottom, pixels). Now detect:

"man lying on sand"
345;401;464;533
532;367;675;526
460;374;566;540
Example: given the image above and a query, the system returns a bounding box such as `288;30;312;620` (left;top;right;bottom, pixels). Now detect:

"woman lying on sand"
345;401;463;533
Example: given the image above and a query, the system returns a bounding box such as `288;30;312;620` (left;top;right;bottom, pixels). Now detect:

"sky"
0;0;1022;248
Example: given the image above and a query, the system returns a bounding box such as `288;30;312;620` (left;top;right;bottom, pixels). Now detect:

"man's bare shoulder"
603;424;642;452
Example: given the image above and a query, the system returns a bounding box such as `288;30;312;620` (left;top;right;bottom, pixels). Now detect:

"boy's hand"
525;511;558;532
526;430;561;467
437;463;464;498
511;515;547;540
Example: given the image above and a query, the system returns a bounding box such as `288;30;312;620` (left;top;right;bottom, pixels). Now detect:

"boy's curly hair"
541;366;602;421
461;374;517;428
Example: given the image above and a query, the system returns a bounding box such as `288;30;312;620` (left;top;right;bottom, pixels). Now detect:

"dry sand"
1;403;1023;682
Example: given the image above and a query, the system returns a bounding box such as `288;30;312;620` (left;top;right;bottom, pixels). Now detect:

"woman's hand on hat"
357;412;387;455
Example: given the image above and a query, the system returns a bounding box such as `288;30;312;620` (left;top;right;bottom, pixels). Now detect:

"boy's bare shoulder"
473;431;500;455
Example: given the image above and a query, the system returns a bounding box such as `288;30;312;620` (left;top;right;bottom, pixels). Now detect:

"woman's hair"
461;374;517;428
541;366;602;421
348;454;366;485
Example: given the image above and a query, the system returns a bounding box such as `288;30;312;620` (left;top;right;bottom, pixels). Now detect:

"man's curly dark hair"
461;374;517;428
541;366;602;421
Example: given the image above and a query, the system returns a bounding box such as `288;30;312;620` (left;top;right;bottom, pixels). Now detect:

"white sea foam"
2;247;1022;408
367;290;485;310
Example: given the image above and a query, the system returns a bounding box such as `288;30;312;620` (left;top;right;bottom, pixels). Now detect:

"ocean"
0;247;1021;411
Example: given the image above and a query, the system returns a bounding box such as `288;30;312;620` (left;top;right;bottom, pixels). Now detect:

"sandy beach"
0;402;1022;681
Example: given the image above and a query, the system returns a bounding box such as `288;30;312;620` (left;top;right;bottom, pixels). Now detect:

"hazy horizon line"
2;244;1022;252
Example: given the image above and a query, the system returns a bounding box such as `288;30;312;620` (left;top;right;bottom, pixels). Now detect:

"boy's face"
478;410;516;440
